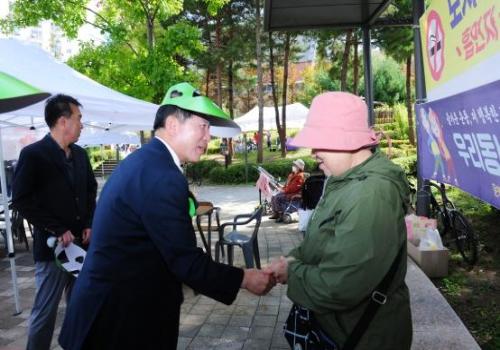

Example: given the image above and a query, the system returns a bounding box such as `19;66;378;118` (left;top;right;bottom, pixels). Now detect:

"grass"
431;189;500;349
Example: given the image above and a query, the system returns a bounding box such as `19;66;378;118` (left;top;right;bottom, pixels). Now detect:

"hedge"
207;157;317;184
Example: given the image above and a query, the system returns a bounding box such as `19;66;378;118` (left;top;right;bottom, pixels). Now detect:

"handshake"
241;256;291;296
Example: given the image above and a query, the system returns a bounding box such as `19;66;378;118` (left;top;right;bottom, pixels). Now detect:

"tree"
371;55;406;105
255;0;264;163
375;0;415;144
2;0;228;103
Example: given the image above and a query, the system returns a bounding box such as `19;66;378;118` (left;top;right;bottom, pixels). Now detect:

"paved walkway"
0;185;479;349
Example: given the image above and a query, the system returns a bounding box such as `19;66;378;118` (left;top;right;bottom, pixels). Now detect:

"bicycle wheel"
450;210;478;265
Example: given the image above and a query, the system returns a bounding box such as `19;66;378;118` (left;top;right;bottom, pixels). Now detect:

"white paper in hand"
54;242;86;278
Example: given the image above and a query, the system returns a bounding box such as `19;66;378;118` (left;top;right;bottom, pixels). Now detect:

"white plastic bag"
418;228;444;250
298;209;313;232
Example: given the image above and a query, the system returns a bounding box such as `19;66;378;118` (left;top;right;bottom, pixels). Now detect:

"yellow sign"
420;0;500;93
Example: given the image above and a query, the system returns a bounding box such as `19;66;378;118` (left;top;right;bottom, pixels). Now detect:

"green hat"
0;72;50;113
161;82;241;137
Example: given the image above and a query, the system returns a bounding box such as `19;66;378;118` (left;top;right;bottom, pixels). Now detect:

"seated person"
269;159;306;221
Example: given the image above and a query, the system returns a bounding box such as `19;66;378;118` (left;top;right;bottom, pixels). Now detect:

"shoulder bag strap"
342;243;405;350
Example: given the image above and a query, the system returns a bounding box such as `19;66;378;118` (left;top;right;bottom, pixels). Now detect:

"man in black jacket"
12;94;97;350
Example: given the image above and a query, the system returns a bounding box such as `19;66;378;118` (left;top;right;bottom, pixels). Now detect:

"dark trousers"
81;302;181;350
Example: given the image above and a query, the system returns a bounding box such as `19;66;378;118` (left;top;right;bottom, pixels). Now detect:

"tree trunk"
353;32;359;95
280;33;290;158
268;32;282;145
215;15;223;106
205;69;210;96
227;60;234;164
340;29;353;91
406;55;415;145
255;0;264;163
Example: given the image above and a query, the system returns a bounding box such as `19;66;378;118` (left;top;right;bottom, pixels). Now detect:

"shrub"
392;155;417;176
207;157;317;184
187;159;222;179
208;163;259;184
393;103;409;140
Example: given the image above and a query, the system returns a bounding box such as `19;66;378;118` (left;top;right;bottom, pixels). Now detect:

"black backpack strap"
342;243;405;350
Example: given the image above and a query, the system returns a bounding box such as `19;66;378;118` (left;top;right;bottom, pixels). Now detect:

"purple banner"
416;80;500;209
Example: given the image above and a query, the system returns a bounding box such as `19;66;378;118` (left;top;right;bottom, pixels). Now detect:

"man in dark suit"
12;94;97;350
59;83;276;350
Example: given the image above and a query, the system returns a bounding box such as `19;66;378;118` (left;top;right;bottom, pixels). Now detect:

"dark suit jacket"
59;138;244;350
12;134;97;261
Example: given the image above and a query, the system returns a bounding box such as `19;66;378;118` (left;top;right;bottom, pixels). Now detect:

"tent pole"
244;133;248;184
100;145;104;178
362;25;374;126
0;128;22;315
413;0;430;217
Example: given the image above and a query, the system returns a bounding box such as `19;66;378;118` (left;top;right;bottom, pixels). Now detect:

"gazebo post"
362;25;375;126
413;0;430;217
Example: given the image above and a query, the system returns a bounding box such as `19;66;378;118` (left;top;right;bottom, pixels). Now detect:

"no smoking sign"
426;10;445;81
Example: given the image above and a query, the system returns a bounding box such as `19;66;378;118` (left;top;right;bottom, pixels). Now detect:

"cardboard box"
407;241;449;278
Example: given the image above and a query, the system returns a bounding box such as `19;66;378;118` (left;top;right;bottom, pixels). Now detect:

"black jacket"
12;134;97;261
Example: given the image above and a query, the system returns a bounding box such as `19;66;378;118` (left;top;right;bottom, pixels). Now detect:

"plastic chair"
214;206;263;269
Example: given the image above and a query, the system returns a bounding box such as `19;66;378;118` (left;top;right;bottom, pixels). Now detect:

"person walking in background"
59;83;275;350
265;130;272;149
269;92;412;350
269;159;306;222
12;94;97;350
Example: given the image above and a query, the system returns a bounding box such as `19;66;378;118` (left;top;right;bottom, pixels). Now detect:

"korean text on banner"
420;0;500;97
416;79;500;209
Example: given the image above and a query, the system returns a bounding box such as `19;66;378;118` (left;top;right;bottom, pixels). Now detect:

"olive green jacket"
287;150;412;350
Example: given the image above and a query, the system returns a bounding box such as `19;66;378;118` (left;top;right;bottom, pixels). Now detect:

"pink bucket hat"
290;92;380;151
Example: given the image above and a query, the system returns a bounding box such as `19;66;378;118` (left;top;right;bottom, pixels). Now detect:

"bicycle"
425;181;479;266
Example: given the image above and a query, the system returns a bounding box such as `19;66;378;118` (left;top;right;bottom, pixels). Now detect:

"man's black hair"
44;94;82;128
153;105;194;131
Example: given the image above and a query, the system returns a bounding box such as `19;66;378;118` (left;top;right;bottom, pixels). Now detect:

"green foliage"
391;155;417;176
1;0;87;38
207;157;316;184
374;0;414;63
299;54;406;108
187;159;222;179
208;163;259;184
297;62;340;107
86;147;117;170
370;55;406;105
393;103;409;139
440;273;467;297
67;21;204;103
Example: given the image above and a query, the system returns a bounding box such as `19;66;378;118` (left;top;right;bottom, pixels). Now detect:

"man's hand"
59;230;75;247
241;269;276;296
268;256;290;284
82;228;92;245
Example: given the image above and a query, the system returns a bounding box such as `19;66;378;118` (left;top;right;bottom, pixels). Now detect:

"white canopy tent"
235;102;309;132
77;130;140;146
0;39;239;138
0;39;158;132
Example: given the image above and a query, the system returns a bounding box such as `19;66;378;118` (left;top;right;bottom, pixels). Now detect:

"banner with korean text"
416;80;500;208
420;0;500;100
